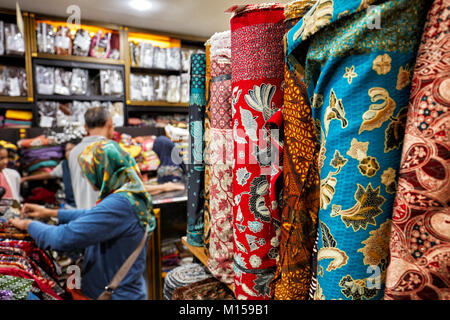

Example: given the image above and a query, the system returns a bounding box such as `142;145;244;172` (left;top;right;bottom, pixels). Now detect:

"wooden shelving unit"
0;8;204;129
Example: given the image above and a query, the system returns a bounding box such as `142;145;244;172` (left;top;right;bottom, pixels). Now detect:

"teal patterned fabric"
286;0;430;300
0;275;34;300
187;53;206;246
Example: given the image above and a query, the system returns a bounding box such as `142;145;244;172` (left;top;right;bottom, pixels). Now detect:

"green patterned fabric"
0;275;34;300
78;140;155;232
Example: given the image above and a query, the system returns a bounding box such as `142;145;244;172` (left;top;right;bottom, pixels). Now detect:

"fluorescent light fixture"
129;0;153;11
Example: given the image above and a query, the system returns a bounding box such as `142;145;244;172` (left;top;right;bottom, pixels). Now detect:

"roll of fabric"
186;53;206;247
203;39;212;256
384;0;450;300
286;0;430;300
207;30;234;285
230;3;285;300
271;0;320;300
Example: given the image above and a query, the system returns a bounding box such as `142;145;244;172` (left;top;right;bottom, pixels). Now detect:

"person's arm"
20;203;86;224
20;172;54;184
19;194;135;252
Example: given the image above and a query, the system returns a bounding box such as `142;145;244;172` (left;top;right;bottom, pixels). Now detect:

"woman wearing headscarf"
8;140;155;300
152;135;185;184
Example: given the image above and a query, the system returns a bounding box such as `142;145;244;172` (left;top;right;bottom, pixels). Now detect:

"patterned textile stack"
163;263;211;300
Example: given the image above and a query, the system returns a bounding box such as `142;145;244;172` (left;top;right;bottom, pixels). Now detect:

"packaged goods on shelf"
153;46;166;69
72;28;91;56
69;68;88;95
37;101;57;127
154;74;167;101
54;68;72;95
180;73;189;103
139;42;155;68
99;69;123;96
166;75;181;103
56;102;73;127
166;47;181;71
0;21;4;55
89;30;112;58
181;48;194;72
0;66;27;97
35;65;55;95
4;23;24;55
36;22;55;54
129;73;142;101
109;101;124;127
54;26;72;55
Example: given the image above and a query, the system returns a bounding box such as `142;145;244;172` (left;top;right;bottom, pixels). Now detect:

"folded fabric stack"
172;277;235;300
3;110;32;128
18;135;64;205
163;263;211;300
0;227;65;300
139;137;159;172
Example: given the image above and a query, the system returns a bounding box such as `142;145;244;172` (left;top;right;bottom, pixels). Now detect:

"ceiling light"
129;0;153;11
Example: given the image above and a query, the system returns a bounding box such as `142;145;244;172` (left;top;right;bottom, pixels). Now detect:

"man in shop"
68;106;114;209
0;145;21;202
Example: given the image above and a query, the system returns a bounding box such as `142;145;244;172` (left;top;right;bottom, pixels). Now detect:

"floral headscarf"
78;140;155;232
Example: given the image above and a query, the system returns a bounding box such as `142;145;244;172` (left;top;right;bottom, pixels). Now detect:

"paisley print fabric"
207;31;234;285
384;0;450;300
187;53;206;247
231;4;285;300
286;0;430;300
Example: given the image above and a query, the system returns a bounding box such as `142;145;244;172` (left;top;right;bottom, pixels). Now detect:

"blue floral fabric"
187;53;206;247
286;0;431;300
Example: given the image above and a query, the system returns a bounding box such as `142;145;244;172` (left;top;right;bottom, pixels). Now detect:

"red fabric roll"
230;3;285;300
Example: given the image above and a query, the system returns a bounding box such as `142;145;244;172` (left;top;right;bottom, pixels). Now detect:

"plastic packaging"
37;101;57;127
4;23;25;55
70;68;88;95
89;31;111;58
36;65;55;95
141;43;154;68
54;26;72;55
180;73;190;103
166;75;180;103
108;33;120;60
56;102;73;127
72;29;91;56
181;48;193;72
36;22;55;54
54;68;72;95
71;100;91;125
99;69;123;96
0;21;4;55
5;67;25;96
0;66;6;95
109;102;124;127
154;75;168;101
153;47;166;69
130;74;142;101
166;47;181;71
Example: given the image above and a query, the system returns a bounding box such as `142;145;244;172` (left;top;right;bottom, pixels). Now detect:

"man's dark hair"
84;106;111;129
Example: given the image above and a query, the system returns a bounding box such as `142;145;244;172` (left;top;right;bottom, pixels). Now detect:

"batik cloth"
0;275;34;300
187;53;206;247
231;4;285;300
163;263;211;300
286;0;430;300
271;1;319;299
172;277;235;300
384;0;450;300
204;40;212;256
78;140;155;232
207;30;234;285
